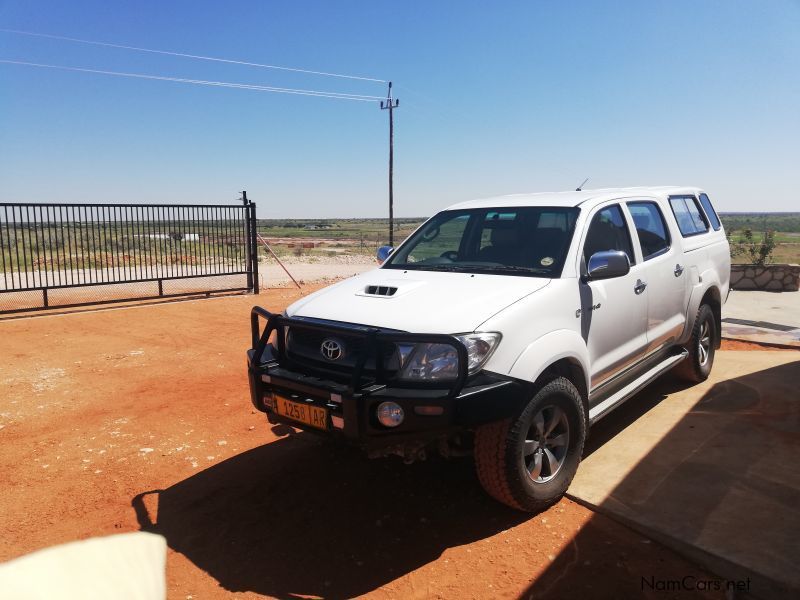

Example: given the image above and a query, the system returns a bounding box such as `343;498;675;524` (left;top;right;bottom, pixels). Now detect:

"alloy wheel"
523;405;570;483
698;320;711;366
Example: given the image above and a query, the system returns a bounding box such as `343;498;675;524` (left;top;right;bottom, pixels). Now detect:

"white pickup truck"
247;186;730;511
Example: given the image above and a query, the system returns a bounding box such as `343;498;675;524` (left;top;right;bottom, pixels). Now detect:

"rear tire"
673;303;717;383
474;376;586;512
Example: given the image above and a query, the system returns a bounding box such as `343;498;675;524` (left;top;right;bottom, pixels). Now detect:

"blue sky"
1;1;798;217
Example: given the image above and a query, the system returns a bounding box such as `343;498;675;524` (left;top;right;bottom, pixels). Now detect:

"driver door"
579;204;649;391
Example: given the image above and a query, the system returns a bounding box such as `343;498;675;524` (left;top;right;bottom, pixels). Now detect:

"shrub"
729;228;776;265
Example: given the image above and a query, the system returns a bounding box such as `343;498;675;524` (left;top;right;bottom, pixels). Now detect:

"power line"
0;28;386;83
0;59;384;101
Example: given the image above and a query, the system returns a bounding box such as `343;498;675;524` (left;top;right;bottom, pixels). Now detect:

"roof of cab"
445;186;703;211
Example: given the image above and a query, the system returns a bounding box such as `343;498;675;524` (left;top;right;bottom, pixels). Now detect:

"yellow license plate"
274;395;328;430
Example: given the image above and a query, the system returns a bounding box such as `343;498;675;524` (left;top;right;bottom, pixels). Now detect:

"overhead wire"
0;59;385;101
0;28;387;83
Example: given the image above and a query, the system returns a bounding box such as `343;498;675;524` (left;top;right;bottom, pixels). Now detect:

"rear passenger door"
579;204;649;390
626;201;686;353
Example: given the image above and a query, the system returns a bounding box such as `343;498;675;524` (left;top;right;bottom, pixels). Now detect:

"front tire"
673;304;717;383
474;376;586;512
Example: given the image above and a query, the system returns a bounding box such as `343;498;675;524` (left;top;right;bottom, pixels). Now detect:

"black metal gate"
0;200;259;313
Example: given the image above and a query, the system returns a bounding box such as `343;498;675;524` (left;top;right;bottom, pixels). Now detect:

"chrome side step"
588;349;688;424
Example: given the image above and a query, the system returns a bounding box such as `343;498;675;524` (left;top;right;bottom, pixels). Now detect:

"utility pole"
380;82;399;246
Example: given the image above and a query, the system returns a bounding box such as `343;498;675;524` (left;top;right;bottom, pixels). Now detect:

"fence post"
242;191;253;292
242;191;259;294
250;200;259;294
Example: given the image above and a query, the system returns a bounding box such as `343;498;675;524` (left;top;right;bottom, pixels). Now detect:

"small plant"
729;228;776;266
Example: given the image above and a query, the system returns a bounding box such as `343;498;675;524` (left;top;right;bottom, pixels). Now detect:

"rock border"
730;263;799;291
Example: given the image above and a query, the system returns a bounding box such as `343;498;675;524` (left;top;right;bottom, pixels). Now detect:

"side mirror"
586;250;630;280
377;245;394;265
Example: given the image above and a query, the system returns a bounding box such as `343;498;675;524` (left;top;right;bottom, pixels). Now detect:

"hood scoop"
364;285;398;297
355;279;425;299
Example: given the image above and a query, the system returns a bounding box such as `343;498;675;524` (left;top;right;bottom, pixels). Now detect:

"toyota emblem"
320;338;344;361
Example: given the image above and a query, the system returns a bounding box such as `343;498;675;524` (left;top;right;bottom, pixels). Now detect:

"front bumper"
246;307;528;451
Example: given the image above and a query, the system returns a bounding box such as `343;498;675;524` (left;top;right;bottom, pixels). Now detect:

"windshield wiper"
409;263;465;271
481;265;550;275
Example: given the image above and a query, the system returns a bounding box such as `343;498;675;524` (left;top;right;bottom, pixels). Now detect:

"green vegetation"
728;228;776;266
1;223;244;274
718;213;800;233
719;213;800;265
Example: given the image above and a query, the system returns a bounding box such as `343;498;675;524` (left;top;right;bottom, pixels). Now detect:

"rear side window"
669;196;709;237
698;193;721;230
627;202;670;260
583;204;635;265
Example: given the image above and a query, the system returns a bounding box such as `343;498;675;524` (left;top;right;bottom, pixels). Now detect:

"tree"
729;228;776;266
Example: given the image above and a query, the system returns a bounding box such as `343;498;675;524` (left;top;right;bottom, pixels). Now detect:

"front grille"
285;326;400;380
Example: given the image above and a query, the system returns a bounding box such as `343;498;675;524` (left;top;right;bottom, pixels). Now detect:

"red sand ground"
2;289;785;599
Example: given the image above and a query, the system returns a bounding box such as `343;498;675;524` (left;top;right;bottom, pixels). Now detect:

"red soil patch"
720;338;798;351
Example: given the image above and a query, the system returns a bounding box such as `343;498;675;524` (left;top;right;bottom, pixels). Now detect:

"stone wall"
730;264;800;291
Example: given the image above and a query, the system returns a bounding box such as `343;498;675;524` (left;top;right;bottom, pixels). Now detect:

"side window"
627;202;670;260
669;196;709;237
698;193;721;230
583;205;635;265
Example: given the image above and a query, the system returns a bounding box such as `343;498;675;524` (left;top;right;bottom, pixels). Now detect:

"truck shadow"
132;433;526;598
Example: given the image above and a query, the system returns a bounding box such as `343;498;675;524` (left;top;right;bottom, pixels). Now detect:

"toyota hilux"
246;187;730;511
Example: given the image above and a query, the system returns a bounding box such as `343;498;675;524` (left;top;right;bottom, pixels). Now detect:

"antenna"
576;178;589;192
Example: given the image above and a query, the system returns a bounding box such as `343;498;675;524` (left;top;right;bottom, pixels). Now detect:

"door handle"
674;264;684;277
634;279;647;295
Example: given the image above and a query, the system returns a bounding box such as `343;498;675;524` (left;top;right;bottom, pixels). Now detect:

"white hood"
286;267;551;333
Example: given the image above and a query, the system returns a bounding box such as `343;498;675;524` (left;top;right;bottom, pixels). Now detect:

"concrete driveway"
722;290;800;347
567;350;800;599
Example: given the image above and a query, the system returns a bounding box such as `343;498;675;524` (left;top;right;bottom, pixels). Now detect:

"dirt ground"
2;288;787;599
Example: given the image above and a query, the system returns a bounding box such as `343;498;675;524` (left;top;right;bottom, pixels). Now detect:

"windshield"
384;206;579;277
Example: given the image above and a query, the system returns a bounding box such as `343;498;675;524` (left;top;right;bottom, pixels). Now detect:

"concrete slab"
568;351;800;599
723;290;800;347
721;322;800;347
723;289;800;327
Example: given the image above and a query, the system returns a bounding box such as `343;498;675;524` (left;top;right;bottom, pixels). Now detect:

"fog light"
376;401;404;428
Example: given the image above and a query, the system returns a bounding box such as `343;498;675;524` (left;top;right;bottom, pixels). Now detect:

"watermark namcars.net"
642;575;751;594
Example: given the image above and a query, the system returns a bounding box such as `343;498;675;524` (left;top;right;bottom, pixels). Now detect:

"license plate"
274;395;328;430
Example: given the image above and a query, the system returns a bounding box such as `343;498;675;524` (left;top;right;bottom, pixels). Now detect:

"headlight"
398;343;460;380
396;333;501;381
456;332;502;374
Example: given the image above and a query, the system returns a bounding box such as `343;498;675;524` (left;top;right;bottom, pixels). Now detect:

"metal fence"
0;201;258;313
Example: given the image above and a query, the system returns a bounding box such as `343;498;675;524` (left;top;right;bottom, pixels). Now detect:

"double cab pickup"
247;187;730;511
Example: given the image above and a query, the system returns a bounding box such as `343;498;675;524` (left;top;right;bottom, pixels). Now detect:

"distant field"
720;212;800;264
718;212;800;233
256;218;425;257
256;218;424;240
257;213;800;264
